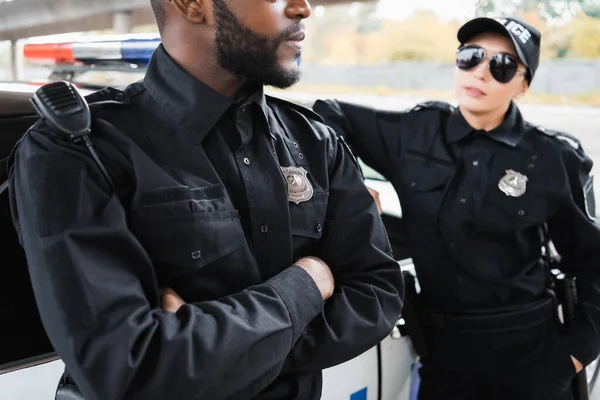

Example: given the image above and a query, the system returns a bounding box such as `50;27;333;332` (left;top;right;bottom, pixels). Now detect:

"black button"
532;155;538;160
528;163;535;169
191;250;202;260
293;142;299;148
449;241;456;247
460;198;467;204
410;182;416;188
315;223;322;233
518;210;525;216
243;157;251;165
299;153;304;159
260;225;269;234
115;92;125;101
472;160;479;167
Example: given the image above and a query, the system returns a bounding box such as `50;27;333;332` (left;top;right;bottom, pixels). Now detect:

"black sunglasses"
456;45;527;84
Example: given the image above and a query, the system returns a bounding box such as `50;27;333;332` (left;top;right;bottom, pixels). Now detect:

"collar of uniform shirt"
445;101;526;147
143;44;270;144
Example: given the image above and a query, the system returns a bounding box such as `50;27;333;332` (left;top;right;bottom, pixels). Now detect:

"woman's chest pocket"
397;157;455;218
131;185;257;299
289;192;329;257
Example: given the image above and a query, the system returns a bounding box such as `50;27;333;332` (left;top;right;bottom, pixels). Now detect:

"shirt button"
293;142;299;148
532;155;538;160
191;250;202;260
410;182;417;188
298;153;304;159
518;210;525;216
460;198;467;204
243;157;251;165
472;160;479;167
315;223;323;233
260;225;269;234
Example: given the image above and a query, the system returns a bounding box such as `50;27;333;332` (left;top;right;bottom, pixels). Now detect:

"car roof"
0;82;96;118
0;83;38;118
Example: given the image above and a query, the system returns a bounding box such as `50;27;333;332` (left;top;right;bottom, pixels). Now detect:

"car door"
363;162;417;400
0;93;66;399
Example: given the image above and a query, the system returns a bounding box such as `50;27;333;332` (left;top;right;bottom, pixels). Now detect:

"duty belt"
426;296;554;334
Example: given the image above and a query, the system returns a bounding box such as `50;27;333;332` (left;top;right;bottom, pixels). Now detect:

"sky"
376;0;477;22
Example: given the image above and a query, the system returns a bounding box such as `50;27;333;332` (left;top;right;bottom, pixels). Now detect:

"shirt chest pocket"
482;187;548;226
136;211;246;269
132;185;256;298
398;158;454;218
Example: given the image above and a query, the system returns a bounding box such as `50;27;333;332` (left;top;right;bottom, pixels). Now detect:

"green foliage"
475;0;600;20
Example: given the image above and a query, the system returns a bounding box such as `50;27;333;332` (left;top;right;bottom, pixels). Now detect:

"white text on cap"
494;18;532;44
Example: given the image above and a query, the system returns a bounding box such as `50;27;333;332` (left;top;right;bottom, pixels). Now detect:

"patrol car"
0;36;419;400
1;35;598;400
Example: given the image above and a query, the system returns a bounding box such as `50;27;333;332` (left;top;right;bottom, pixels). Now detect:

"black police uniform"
8;44;404;400
313;98;600;399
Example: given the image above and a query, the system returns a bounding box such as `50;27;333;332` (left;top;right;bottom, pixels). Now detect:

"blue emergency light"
24;35;161;65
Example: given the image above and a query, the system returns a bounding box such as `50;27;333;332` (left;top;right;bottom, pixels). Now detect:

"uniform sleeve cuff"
266;265;324;343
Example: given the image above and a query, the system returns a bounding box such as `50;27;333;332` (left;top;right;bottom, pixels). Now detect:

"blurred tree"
566;12;600;57
474;0;600;20
362;11;459;63
300;0;600;65
584;3;600;17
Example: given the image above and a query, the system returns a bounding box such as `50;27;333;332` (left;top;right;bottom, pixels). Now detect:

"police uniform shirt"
8;44;403;400
314;99;600;366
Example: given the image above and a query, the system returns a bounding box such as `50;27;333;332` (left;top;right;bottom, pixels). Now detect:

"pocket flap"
290;192;328;239
487;191;547;222
137;211;245;269
400;168;452;192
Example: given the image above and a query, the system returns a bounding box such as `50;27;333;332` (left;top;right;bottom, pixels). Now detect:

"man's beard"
212;0;302;89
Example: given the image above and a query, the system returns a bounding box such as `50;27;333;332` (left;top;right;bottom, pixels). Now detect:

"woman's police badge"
498;170;528;197
281;166;314;204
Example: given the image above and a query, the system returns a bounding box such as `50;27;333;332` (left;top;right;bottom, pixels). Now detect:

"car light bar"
23;36;161;65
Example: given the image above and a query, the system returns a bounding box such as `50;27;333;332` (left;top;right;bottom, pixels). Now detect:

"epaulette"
338;134;363;179
534;125;581;151
409;101;456;114
266;94;324;123
84;85;138;110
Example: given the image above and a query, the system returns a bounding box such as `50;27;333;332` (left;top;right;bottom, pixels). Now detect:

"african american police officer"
8;1;404;399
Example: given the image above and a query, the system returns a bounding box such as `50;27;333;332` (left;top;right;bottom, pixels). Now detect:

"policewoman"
314;16;600;399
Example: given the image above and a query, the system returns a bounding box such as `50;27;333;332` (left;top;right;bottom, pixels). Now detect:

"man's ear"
170;0;206;24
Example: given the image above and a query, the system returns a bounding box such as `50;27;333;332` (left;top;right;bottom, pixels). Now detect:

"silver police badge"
281;166;314;204
498;169;528;197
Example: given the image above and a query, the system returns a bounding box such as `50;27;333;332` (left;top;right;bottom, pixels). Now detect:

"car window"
0;113;56;371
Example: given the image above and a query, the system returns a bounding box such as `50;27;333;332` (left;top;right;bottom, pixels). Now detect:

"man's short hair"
150;0;166;34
